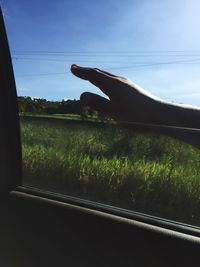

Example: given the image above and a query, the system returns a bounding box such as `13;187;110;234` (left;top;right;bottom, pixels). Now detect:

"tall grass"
21;118;200;225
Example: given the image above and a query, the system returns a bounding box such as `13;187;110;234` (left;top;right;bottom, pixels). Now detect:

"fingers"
80;92;113;117
93;68;120;78
71;64;122;99
71;64;118;78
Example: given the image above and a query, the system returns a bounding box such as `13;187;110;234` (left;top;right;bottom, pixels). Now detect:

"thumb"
80;92;113;117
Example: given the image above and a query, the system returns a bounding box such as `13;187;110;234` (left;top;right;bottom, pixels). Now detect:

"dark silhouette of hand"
71;64;200;129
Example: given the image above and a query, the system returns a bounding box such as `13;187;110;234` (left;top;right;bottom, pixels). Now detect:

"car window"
3;0;200;226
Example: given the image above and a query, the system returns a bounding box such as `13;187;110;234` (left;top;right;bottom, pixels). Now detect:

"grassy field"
20;117;200;226
23;113;112;122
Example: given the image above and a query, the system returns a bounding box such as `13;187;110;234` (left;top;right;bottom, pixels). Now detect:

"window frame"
0;6;22;196
1;5;200;242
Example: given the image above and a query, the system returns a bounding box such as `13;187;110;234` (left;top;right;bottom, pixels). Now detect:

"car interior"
0;5;200;267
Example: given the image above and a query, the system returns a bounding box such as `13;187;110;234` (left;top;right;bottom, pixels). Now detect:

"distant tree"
18;96;82;115
17;96;111;120
18;96;37;114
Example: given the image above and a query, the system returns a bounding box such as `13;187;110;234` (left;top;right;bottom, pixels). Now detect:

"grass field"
20;117;200;225
23;113;112;122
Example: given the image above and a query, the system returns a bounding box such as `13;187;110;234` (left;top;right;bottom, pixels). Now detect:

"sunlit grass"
21;117;200;225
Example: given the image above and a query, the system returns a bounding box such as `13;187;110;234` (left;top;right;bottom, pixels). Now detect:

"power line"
17;71;71;77
12;57;200;65
11;49;200;54
108;58;200;70
11;50;200;58
16;58;200;77
12;54;200;58
13;57;165;64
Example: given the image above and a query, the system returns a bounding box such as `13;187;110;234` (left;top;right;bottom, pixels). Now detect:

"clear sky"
1;0;200;105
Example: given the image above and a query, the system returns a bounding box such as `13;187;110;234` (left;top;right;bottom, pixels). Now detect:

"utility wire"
11;50;200;58
17;71;71;77
12;57;200;65
11;49;200;54
108;58;200;70
13;57;166;64
13;50;200;77
12;53;200;58
16;58;200;77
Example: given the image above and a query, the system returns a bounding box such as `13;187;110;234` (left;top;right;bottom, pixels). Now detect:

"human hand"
71;64;200;130
71;64;163;124
70;64;200;148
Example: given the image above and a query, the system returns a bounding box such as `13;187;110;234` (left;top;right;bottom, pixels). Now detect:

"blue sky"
1;0;200;105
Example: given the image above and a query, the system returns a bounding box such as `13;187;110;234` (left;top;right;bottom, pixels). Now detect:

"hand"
71;64;165;124
71;64;200;129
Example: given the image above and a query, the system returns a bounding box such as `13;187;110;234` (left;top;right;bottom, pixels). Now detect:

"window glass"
3;0;200;226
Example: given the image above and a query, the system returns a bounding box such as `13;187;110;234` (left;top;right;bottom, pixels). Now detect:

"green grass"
38;113;82;120
22;113;112;122
20;117;200;225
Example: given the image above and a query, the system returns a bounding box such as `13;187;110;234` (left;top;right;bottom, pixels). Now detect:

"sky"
1;0;200;105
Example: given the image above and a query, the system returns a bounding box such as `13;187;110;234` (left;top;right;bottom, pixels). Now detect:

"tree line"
18;96;84;115
17;96;106;121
